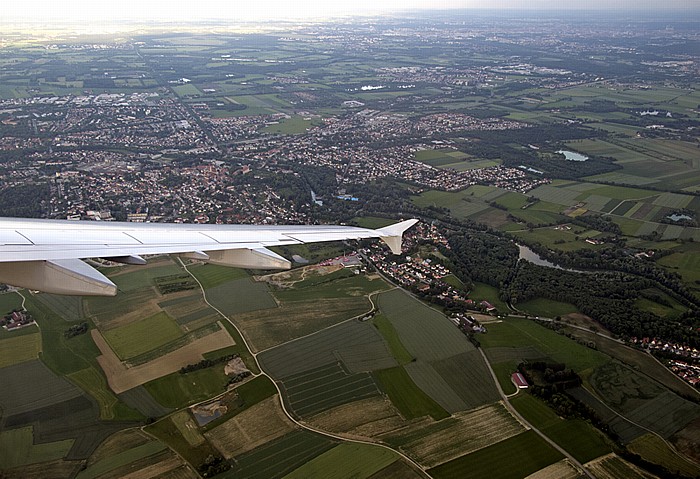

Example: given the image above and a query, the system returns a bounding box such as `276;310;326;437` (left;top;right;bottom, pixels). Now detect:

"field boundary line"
179;257;431;478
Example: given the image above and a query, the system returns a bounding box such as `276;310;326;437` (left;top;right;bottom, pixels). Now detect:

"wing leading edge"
0;218;417;296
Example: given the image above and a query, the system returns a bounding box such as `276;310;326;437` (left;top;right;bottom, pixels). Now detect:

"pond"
556;150;589;162
667;213;692;222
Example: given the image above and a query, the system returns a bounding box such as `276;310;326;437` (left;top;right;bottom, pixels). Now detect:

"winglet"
376;219;419;255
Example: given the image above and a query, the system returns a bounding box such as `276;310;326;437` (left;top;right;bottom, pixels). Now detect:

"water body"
517;244;584;273
667;213;692;222
556;150;589;162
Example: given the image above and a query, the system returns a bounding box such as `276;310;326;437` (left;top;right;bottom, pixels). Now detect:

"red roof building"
512;372;529;389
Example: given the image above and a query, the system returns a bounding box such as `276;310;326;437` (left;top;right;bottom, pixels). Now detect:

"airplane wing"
0;217;418;296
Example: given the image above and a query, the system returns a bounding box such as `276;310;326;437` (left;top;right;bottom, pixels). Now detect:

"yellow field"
0;330;41;368
205;395;295;458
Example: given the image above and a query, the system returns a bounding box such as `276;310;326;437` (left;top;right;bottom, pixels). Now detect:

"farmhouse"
512;372;529;389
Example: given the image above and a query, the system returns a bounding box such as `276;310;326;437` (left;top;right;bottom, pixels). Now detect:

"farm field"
188;263;249;289
478;318;609;373
75;440;168;479
226;296;371;352
283;442;399;479
220;430;337;479
373;366;449;420
205;278;278;316
514;298;579;318
590;362;700;439
372;314;414;365
585;453;657;479
101;311;183;360
278;362;381;418
383;403;525;468
258;318;397;377
563;327;699;400
92;323;234;394
627;433;700;478
427;430;563;479
0;330;41;368
205;395;295;458
307;396;406;439
0;426;74;469
376;289;474;361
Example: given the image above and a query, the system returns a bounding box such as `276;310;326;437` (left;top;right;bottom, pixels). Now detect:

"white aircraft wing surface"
0;217;417;296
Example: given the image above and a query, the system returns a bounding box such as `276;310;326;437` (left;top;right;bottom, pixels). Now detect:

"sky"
2;0;696;22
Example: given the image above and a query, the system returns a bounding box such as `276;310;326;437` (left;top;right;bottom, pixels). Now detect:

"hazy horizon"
2;0;698;23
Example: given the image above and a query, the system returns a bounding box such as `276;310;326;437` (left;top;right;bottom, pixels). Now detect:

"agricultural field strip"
377;289;475;362
92;324;234;394
205;395;295;458
0;359;84;416
382;403;525;467
257;317;397;378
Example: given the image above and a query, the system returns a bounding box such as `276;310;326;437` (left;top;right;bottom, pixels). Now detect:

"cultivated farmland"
102;311;184;360
307;396;406;440
0;330;41;368
227;297;371;352
0;426;74;468
427;430;563;479
222;429;336;479
283;442;400;479
92;323;234;394
279;362;381;418
585;454;657;479
383;403;525;467
258;319;397;377
205;395;295;458
377;289;474;361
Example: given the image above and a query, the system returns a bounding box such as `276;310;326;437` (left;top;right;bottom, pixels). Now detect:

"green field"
428;430;563;479
258;319;397;377
189;263;249;289
511;394;611;463
205;278;278;315
0;330;41;368
273;274;388;302
279;362;380;418
514;298;579;318
102;311;184;360
262;115;316;134
76;440;167;479
22;296;142;421
0;426;74;468
479;318;609;373
223;430;336;479
373;366;450;420
106;261;184;292
0;291;23;315
372;314;415;365
377;289;474;361
283;442;399;479
628;433;700;478
469;282;509;312
144;365;230;409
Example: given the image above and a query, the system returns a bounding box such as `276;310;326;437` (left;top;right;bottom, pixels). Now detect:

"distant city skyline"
2;0;697;22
